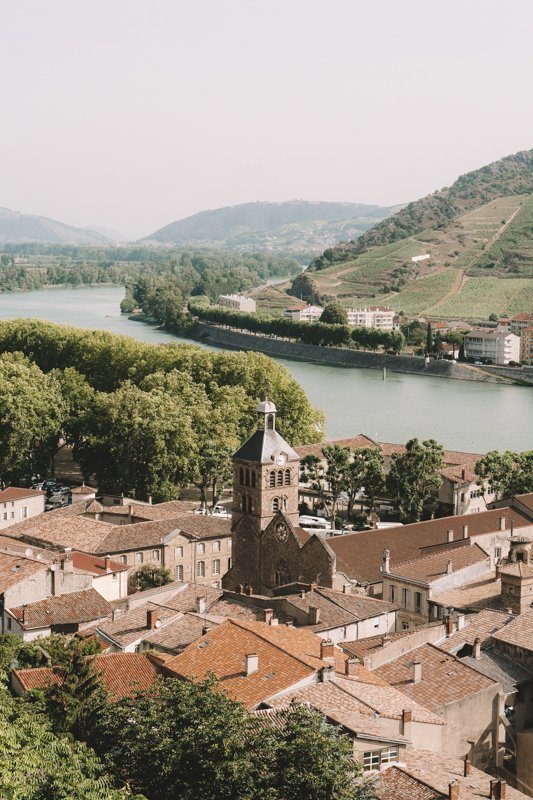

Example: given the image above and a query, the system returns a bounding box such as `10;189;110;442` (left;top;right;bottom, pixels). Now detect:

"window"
389;585;396;603
120;555;127;564
7;617;11;630
247;496;252;512
212;559;220;575
10;512;14;519
363;747;399;772
135;552;143;564
402;588;409;610
269;471;276;488
175;546;183;558
277;470;283;487
112;572;117;580
228;557;232;570
22;507;28;519
285;469;291;485
212;540;221;552
245;469;250;487
197;560;206;577
495;547;502;560
152;549;160;560
239;467;244;485
414;592;422;614
175;564;184;581
197;543;205;554
2;513;6;521
272;498;279;512
402;621;409;630
241;495;247;512
251;472;256;488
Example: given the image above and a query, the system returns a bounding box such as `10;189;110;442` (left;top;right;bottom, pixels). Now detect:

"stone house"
0;487;45;529
5;588;112;641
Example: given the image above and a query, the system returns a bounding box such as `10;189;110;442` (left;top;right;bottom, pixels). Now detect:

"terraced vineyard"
435;276;533;319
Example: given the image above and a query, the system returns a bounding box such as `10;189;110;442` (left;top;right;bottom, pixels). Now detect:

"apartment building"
283;304;324;322
218;294;257;312
346;306;395;330
520;326;533;364
0;487;45;529
463;329;520;365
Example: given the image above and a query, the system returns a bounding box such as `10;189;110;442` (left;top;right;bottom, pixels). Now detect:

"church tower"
231;399;300;534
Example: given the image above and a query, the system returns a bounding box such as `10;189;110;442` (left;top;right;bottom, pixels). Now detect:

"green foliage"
90;677;368;800
135;564;173;591
288;271;323;305
475;450;533;500
387;438;445;523
0;684;139;800
345;448;386;516
302;446;351;524
0;353;65;483
320;303;348;326
120;293;136;313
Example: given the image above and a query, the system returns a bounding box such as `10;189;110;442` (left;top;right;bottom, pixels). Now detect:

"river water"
0;286;531;453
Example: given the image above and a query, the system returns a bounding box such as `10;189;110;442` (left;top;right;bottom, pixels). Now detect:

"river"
0;286;531;453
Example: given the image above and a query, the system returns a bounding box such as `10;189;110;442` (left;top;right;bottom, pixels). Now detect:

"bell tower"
231;399;300;533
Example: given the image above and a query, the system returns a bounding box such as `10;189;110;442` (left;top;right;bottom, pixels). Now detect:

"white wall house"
346;307;395;330
283;304;324;322
219;294;257;312
0;488;45;529
464;330;520;365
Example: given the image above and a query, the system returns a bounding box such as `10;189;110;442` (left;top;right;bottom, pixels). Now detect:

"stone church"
222;400;337;595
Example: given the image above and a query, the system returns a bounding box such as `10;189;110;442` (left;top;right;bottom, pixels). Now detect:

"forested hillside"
0;207;109;244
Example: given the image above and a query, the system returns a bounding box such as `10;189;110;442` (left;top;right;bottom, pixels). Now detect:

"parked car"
31;481;45;490
194;504;229;517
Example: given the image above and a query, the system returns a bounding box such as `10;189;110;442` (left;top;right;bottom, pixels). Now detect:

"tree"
426;322;433;355
489;312;499;322
344;448;386;516
135;564;173;591
475;450;533;500
301;445;351;525
320;303;348;326
0;353;65;483
387;438;445;523
45;639;107;739
289;272;323;305
443;331;464;359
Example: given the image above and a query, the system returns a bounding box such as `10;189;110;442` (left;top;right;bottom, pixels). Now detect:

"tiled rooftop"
8;588;112;630
431;572;503;613
493;608;533;653
387;543;490;585
284;586;397;631
437;609;515;653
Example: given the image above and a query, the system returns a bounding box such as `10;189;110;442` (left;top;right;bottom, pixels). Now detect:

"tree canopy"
387;438;445;522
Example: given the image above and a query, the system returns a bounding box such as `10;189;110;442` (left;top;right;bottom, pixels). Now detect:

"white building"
218;294;256;313
346;306;395;330
283;304;324;323
464;329;520;365
0;488;45;529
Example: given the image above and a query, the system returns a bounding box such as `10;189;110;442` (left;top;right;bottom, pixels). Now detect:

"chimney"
146;609;158;629
320;639;335;662
446;560;453;575
382;549;391;573
245;585;253;596
473;637;481;660
463;757;471;777
320;665;335;682
61;549;74;573
457;614;465;631
461;468;466;480
202;625;211;636
401;708;412;737
499;516;506;531
263;608;274;624
490;779;507;799
104;555;111;572
236;584;243;594
245;653;258;676
196;596;206;614
413;661;422;684
446;615;454;636
495;563;501;578
462;524;469;539
21;606;26;626
269;617;279;627
147;495;153;505
344;659;361;678
308;605;320;625
449;780;460;800
447;529;454;543
300;589;306;599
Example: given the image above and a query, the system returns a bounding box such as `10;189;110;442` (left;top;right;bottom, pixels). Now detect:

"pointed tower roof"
233;398;299;464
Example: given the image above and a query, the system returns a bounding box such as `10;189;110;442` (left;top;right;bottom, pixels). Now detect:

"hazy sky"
1;0;532;239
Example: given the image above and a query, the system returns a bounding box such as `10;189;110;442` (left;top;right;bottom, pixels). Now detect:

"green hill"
301;148;533;320
141;200;398;255
0;207;110;244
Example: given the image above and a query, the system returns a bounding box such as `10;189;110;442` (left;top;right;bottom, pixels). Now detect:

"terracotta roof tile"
387;543;490;585
97;602;183;648
431;573;503;613
0;550;49;594
493;608;533;653
8;588;112;630
500;562;533;578
376;766;444;799
285;586;397;631
0;487;45;502
437;609;515;653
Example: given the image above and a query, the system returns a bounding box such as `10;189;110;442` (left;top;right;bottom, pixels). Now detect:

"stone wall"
196;323;516;384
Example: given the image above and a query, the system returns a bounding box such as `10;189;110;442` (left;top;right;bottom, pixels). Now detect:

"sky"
1;0;532;240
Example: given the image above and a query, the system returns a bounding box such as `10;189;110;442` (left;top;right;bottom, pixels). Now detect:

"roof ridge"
228;619;327;671
384;764;446;798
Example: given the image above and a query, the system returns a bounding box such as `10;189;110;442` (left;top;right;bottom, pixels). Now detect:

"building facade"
283;304;324;322
346;307;394;330
463;329;520;365
0;488;45;529
218;294;257;312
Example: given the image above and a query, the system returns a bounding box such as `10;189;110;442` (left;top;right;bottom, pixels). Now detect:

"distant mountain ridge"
0;207;109;244
141;200;399;254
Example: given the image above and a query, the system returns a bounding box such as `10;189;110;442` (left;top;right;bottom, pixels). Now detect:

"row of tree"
189;301;406;353
0;320;323;501
302;439;446;524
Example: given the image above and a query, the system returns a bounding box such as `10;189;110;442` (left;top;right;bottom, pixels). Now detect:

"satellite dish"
155;619;162;628
25;548;33;558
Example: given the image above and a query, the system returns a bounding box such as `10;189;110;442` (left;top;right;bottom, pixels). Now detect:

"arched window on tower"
251;471;256;488
282;496;287;510
285;469;291;485
272;497;279;512
245;469;250;486
239;467;244;485
241;495;247;512
277;470;283;487
269;471;276;488
247;496;253;512
267;414;275;430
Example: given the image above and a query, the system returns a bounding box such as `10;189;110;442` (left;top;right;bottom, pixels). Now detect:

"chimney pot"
499;516;506;531
490;779;507;799
269;617;279;626
245;653;258;676
308;605;320;625
446;615;454;636
201;625;211;636
146;609;158;629
402;708;412;736
449;780;460;800
344;659;360;677
457;614;465;631
473;637;481;660
463;757;471;777
196;596;206;614
263;608;274;623
447;529;454;543
236;584;243;594
446;559;453;575
461;468;466;480
382;549;391;573
104;555;111;572
245;585;253;596
413;661;422;684
462;524;469;539
320;639;335;662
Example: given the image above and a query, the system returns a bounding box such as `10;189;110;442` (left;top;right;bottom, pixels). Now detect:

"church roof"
233;428;299;464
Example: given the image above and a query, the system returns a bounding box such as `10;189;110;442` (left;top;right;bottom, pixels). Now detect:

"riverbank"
194;322;525;385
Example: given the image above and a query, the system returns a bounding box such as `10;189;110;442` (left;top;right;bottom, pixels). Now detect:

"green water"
0;286;531;453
